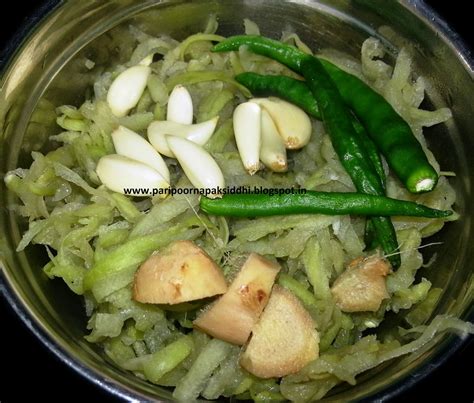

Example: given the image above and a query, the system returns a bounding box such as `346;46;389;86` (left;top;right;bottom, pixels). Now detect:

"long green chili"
199;192;451;218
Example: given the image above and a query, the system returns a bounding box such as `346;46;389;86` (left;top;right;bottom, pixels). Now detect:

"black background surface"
1;1;472;402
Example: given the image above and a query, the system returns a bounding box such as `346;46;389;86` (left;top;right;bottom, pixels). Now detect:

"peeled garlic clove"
107;65;151;117
251;97;312;149
166;135;224;198
96;154;169;196
233;102;261;175
139;54;154;66
147;117;218;158
260;109;288;172
111;125;170;183
167;85;193;124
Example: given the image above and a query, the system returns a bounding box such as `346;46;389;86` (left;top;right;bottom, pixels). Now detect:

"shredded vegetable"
4;16;471;403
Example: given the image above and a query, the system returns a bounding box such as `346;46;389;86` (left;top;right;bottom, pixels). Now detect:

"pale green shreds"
3;16;471;403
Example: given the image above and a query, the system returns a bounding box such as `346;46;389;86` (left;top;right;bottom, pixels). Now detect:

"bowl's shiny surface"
1;1;472;401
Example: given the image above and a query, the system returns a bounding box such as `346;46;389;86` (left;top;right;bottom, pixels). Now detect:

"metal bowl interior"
1;0;473;401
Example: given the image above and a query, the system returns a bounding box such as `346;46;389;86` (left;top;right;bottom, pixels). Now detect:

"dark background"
1;1;472;402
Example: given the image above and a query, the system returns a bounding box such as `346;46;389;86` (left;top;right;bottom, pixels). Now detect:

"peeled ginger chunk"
240;286;319;378
133;240;227;304
331;255;391;312
193;253;280;345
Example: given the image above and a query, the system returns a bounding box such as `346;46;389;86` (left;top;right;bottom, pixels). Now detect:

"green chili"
350;116;386;185
235;72;321;118
199;192;451;219
351;115;386;250
320;60;437;193
213;35;305;71
214;35;438;194
300;55;400;267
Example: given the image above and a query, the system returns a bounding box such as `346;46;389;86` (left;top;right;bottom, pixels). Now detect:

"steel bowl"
1;0;472;401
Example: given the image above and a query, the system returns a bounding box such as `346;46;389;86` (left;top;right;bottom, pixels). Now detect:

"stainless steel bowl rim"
1;1;472;401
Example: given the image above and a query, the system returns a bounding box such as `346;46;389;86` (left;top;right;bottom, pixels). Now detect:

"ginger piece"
133;240;227;304
331;255;391;312
193;253;280;345
240;286;319;378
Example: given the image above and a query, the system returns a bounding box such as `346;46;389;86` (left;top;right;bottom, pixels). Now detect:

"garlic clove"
260;109;288;172
147;117;219;158
96;154;169;196
139;54;154;66
111;125;170;182
250;97;312;149
166;135;225;198
233;102;261;175
107;65;151;117
167;85;193;124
